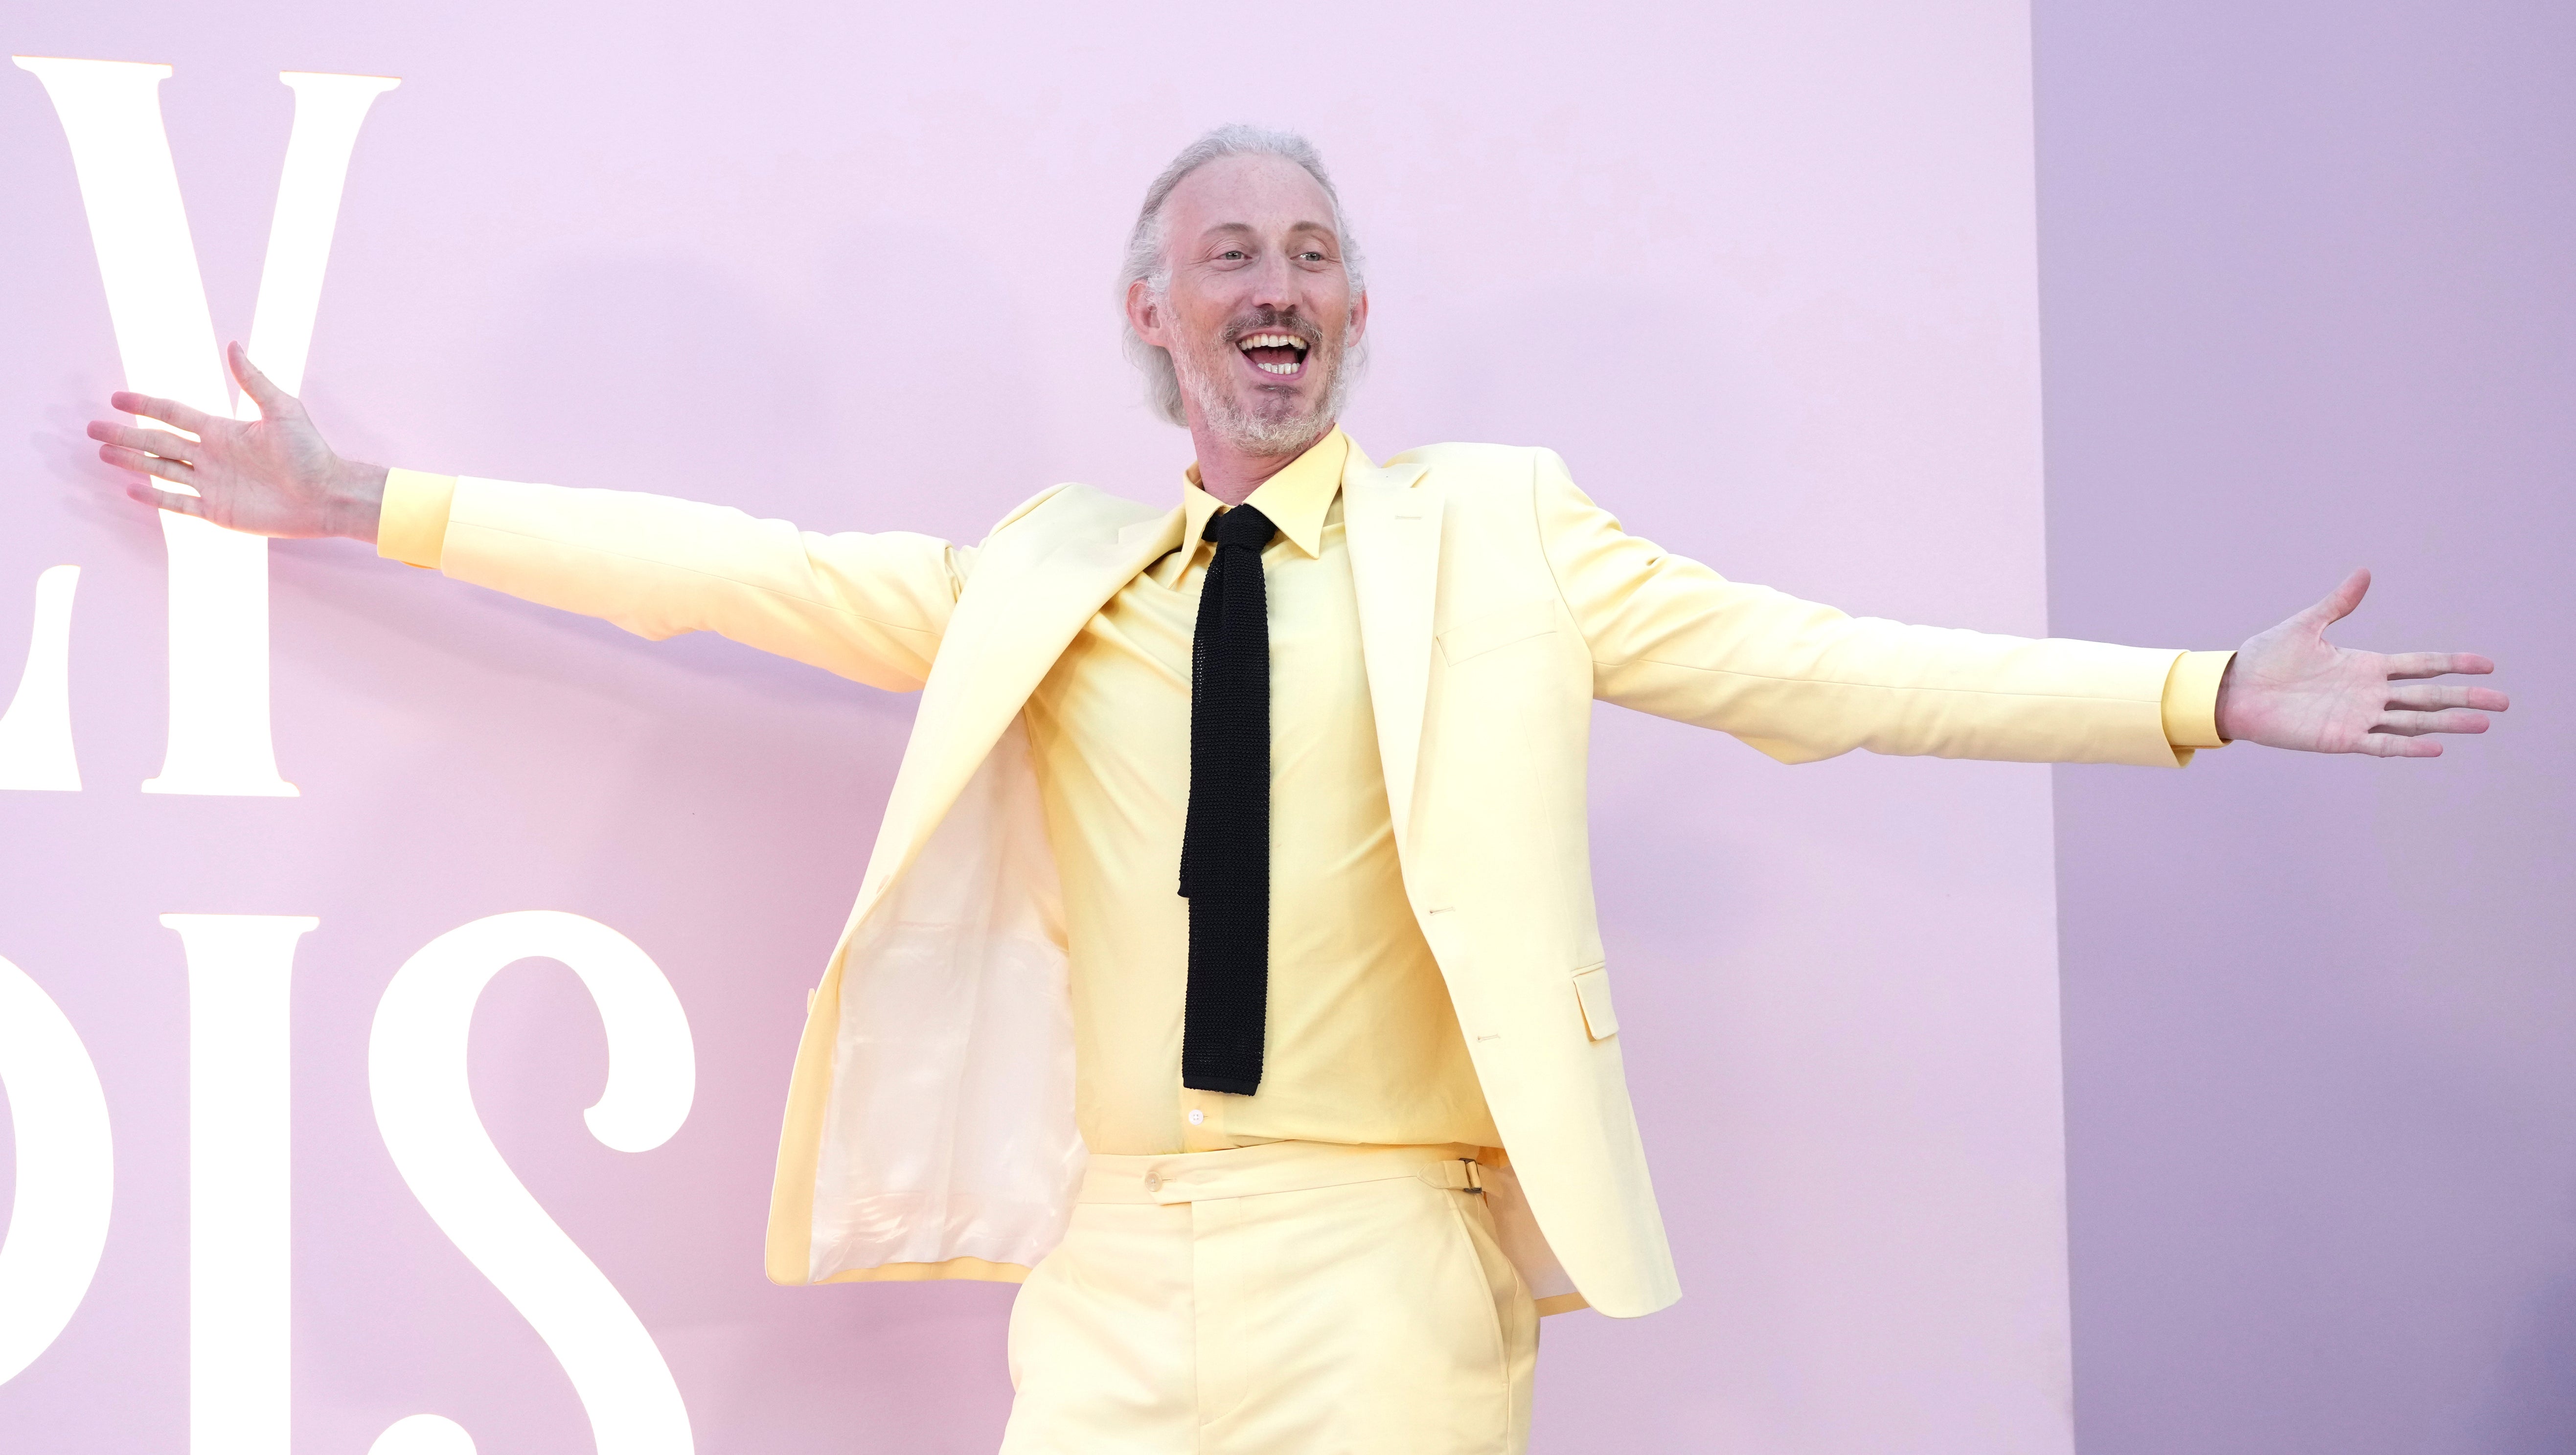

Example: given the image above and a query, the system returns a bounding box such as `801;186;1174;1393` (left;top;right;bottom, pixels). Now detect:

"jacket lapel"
852;490;1181;913
1341;449;1439;849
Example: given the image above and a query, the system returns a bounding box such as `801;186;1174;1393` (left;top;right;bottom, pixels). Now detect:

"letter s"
367;911;696;1455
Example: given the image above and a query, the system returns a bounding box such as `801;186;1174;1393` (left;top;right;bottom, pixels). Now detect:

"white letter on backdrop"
0;952;114;1386
0;566;83;791
164;913;319;1455
369;912;697;1455
369;1414;479;1455
12;57;399;796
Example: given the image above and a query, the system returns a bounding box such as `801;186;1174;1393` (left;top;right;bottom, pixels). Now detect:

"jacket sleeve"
429;473;1003;692
1532;450;2192;767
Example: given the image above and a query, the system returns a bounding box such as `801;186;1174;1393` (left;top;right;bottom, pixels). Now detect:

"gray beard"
1171;328;1365;456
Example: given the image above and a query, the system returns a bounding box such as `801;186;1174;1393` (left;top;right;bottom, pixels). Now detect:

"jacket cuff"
2160;649;2234;755
375;468;457;569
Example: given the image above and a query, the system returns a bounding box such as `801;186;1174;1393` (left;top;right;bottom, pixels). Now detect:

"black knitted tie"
1179;503;1278;1095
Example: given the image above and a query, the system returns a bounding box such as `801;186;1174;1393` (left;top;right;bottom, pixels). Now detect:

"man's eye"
1217;249;1249;261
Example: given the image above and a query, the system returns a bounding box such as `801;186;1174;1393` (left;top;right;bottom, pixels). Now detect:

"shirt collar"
1181;427;1350;561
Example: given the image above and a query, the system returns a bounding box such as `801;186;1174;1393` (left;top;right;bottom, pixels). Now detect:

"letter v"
14;58;398;796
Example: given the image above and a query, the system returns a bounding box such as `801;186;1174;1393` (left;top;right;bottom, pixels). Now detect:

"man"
86;125;2504;1453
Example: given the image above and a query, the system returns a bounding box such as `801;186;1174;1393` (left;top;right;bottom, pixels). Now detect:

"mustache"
1219;310;1323;348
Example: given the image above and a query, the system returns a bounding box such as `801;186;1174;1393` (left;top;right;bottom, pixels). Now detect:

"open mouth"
1236;332;1311;378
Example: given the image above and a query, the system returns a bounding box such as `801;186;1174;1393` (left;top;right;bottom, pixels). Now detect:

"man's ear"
1345;289;1369;349
1126;279;1165;348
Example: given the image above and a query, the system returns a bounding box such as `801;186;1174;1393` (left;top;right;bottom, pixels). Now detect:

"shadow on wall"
266;227;1080;723
2473;1228;2576;1450
1380;275;2042;632
470;223;1056;546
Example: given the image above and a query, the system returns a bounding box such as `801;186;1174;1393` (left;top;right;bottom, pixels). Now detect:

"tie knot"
1204;503;1278;550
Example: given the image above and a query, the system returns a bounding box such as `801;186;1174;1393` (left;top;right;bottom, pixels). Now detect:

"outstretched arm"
1537;451;2505;765
2211;568;2504;757
87;344;970;691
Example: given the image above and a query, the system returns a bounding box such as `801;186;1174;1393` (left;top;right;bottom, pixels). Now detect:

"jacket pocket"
1571;964;1618;1040
1437;599;1558;665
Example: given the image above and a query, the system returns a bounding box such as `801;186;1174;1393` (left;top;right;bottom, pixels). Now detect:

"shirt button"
1143;1173;1163;1194
1187;1109;1205;1126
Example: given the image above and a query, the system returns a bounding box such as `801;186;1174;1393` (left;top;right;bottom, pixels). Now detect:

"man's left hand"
2213;568;2506;757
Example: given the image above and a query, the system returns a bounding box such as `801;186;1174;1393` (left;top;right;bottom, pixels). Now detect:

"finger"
2358;729;2442;758
228;341;290;413
118;477;206;519
87;421;200;463
2384;683;2510;712
2374;709;2488;736
97;443;196;484
2298;567;2371;629
2384;651;2495;679
108;390;216;435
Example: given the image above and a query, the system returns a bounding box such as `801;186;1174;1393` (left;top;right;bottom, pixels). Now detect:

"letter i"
163;914;318;1455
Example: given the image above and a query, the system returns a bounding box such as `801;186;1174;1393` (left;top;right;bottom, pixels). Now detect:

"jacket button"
1187;1109;1205;1126
1143;1173;1163;1194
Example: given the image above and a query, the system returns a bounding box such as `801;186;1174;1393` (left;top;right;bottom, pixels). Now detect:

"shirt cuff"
375;468;457;569
2160;649;2234;754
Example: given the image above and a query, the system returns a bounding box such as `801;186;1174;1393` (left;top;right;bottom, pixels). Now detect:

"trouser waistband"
1079;1141;1485;1206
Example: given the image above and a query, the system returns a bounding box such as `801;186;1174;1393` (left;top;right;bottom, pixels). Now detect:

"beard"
1169;307;1364;456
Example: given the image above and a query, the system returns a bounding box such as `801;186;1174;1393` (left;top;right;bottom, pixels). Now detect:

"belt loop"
1462;1158;1483;1194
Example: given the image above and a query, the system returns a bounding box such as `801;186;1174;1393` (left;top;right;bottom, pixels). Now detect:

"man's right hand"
87;341;387;543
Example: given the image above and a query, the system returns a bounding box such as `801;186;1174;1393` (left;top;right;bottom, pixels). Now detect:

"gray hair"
1118;124;1367;427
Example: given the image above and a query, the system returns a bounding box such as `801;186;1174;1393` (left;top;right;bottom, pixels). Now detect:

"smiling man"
87;125;2504;1455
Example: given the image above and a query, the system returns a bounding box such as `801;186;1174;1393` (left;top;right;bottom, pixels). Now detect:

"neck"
1186;417;1333;506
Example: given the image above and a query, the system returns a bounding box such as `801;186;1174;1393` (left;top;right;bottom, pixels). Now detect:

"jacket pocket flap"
1437;599;1558;664
1572;965;1618;1040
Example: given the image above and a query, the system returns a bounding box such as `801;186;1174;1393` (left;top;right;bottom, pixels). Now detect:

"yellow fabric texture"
1025;429;1499;1157
1000;1141;1536;1455
820;1255;1029;1285
394;438;2233;1317
375;467;455;568
2162;649;2235;752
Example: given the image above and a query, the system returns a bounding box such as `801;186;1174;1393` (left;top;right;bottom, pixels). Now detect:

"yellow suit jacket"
418;441;2201;1319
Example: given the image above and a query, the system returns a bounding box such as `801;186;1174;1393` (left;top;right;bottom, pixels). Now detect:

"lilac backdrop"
5;0;2467;1450
2036;1;2575;1451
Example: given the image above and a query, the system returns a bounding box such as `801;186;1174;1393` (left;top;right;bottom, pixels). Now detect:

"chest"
1027;527;1378;763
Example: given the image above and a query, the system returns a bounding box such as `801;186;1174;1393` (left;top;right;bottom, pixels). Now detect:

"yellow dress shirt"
374;436;2232;1158
1022;429;1499;1155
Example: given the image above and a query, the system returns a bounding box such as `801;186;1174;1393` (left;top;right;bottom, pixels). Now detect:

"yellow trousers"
999;1142;1540;1454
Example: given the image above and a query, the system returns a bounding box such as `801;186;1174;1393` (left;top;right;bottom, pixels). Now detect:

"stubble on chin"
1173;329;1349;457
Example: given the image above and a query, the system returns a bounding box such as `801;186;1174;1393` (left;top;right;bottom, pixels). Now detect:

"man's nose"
1245;250;1298;310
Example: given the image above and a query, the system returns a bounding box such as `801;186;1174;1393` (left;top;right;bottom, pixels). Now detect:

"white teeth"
1236;333;1308;351
1256;360;1299;374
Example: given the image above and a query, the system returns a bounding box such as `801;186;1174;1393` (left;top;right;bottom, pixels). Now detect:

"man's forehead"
1165;154;1340;235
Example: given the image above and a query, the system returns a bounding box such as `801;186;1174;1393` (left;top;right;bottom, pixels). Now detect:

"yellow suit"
392;439;2216;1323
